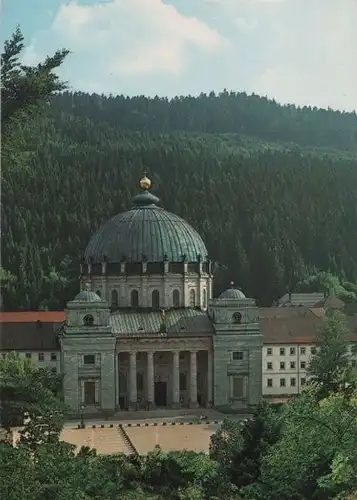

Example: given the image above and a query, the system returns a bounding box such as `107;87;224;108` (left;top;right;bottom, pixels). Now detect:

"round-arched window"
152;289;160;309
189;289;196;307
172;289;180;308
111;289;118;308
131;290;139;308
203;288;207;308
83;314;94;326
232;312;242;324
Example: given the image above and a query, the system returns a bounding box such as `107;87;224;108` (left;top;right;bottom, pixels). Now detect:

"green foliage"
260;390;357;500
1;26;69;176
1;26;69;127
0;352;64;429
52;90;357;152
296;271;357;303
209;402;282;492
308;311;356;399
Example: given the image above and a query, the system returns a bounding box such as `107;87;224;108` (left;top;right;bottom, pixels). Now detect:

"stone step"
61;427;131;455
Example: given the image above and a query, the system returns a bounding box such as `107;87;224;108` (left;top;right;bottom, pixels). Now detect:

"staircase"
118;424;138;455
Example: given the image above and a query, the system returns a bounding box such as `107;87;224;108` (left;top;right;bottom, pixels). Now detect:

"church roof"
0;311;65;323
278;292;325;307
84;174;208;264
0;319;61;351
109;308;214;337
1;308;356;350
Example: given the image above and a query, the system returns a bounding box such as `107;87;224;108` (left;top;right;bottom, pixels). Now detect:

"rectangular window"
267;362;273;370
311;347;316;355
300;361;306;369
301;377;306;386
38;352;44;362
232;377;244;398
300;347;306;355
84;381;96;405
290;377;296;387
83;354;95;365
290;361;296;369
232;351;244;361
290;347;296;355
51;367;57;374
267;348;273;356
25;353;32;359
267;378;273;387
351;344;357;355
280;378;286;387
280;362;285;370
279;347;285;356
179;373;187;391
50;353;57;361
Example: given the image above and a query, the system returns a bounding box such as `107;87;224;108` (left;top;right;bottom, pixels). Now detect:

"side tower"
59;286;116;415
209;283;262;411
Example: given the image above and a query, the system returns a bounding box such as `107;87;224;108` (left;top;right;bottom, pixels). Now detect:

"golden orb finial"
139;171;151;190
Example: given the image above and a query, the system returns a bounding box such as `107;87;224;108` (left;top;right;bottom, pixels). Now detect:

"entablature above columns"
115;336;212;353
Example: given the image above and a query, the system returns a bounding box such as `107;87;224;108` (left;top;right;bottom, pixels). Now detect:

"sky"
3;0;357;112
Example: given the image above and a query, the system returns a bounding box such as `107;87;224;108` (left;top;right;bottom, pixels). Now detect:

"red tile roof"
0;311;65;323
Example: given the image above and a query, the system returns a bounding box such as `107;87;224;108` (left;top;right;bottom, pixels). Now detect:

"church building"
2;174;355;415
60;173;263;414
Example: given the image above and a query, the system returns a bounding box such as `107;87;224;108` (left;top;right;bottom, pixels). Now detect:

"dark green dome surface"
84;190;208;264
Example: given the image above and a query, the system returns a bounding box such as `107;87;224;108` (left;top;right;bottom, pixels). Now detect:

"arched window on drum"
111;289;118;309
189;289;196;308
203;288;207;308
131;289;139;308
152;289;160;309
172;289;180;308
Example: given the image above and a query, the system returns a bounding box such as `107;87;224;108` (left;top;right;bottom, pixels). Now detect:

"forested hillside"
53;91;357;152
2;91;357;311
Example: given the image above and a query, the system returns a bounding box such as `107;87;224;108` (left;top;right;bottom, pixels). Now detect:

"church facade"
59;173;263;414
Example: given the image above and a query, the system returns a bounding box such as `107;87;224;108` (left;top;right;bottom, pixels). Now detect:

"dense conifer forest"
2;90;357;311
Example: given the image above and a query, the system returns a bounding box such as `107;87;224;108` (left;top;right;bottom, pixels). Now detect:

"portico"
115;339;213;410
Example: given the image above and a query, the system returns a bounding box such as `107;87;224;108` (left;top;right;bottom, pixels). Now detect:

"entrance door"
84;381;96;405
155;382;167;406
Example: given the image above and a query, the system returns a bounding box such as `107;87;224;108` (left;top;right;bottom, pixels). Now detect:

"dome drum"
81;257;212;277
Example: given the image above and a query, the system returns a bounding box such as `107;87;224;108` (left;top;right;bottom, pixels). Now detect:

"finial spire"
139;171;151;190
230;281;235;288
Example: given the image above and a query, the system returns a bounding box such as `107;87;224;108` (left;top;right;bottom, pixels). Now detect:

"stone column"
172;351;180;408
147;351;155;410
189;350;198;408
206;350;213;408
129;351;137;410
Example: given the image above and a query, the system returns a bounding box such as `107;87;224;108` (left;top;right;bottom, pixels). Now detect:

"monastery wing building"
1;174;357;415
